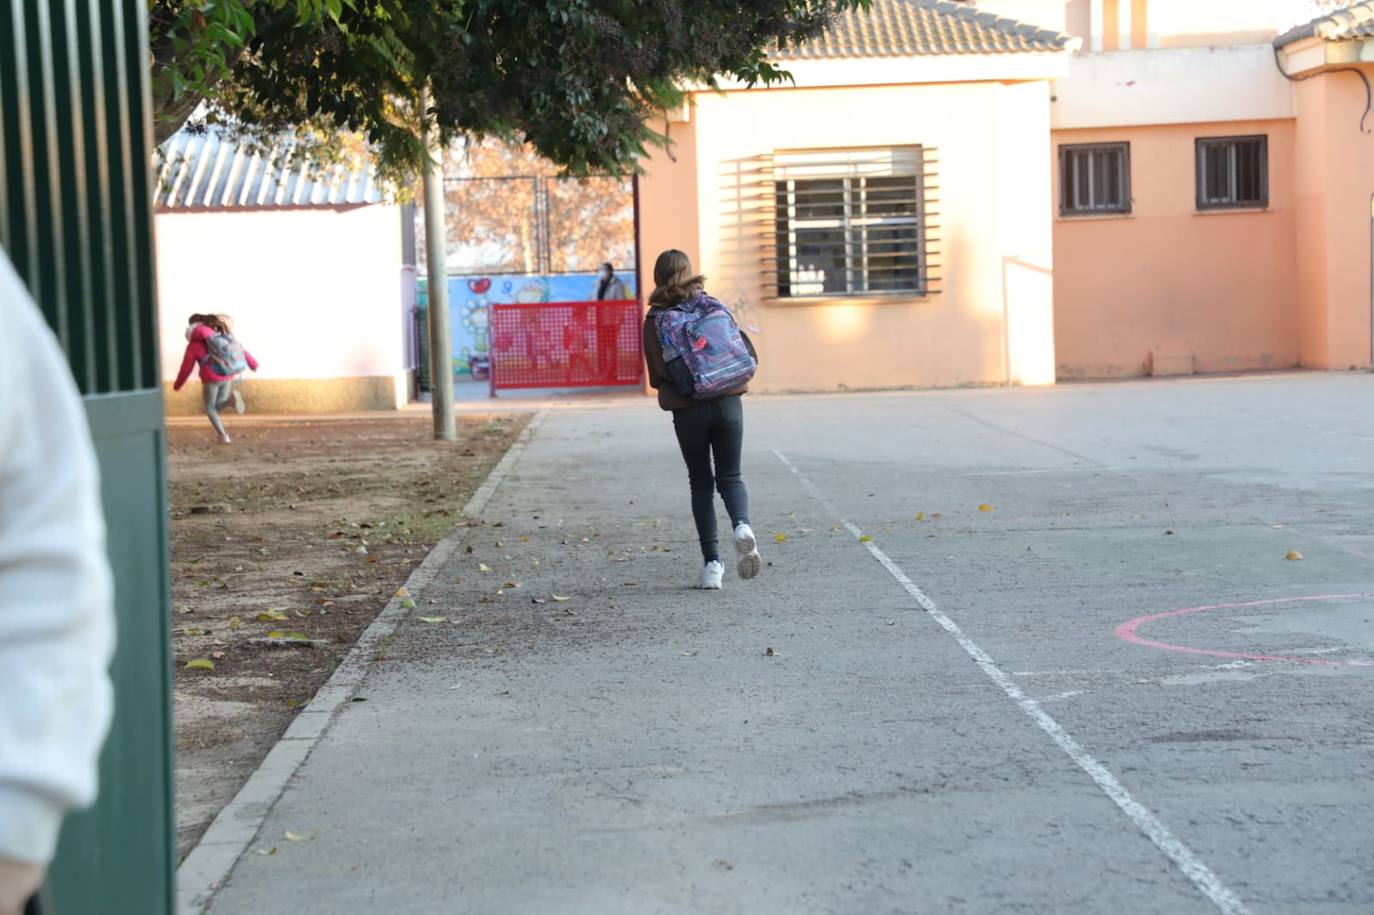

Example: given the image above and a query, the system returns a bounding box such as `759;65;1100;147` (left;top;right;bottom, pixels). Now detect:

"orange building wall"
638;79;1057;394
1052;120;1299;379
1294;68;1374;370
1293;77;1330;368
635;114;700;308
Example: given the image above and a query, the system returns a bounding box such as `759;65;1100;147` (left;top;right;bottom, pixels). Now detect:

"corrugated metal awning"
155;128;385;210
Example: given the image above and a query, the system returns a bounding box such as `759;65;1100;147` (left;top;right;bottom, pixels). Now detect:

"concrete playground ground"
190;373;1373;914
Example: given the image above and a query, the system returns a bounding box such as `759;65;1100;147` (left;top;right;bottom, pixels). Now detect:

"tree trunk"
420;86;458;441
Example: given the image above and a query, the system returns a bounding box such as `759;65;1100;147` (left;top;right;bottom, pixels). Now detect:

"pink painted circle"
1115;593;1374;668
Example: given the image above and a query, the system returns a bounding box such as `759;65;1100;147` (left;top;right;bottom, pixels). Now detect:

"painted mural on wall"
419;271;638;377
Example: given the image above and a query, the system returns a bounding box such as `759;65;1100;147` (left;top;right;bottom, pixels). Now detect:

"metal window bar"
773;148;924;298
755;149;940;300
1060;143;1129;215
1197;136;1267;209
780;178;921;296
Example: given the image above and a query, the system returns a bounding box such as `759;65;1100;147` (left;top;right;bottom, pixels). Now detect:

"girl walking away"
173;314;258;443
644;249;762;590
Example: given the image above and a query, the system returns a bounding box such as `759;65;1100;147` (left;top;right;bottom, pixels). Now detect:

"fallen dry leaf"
1286;550;1304;561
551;595;571;603
978;504;994;513
774;533;787;543
185;658;215;671
284;831;317;842
915;512;926;522
858;535;873;543
255;846;277;856
478;563;493;573
256;609;289;622
417;616;448;623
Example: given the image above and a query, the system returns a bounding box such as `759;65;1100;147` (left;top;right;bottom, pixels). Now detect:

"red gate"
488;299;643;395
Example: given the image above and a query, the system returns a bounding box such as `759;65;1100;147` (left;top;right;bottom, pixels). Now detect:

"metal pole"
420;85;457;441
632;172;648;391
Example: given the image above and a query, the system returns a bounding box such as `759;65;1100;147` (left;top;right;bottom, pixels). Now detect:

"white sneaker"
232;389;246;415
218;432;232;445
734;523;761;580
699;560;725;590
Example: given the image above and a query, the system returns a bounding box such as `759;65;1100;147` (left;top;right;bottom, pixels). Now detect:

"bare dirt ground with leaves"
168;413;528;859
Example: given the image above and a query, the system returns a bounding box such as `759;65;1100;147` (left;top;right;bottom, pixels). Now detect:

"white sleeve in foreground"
0;257;115;865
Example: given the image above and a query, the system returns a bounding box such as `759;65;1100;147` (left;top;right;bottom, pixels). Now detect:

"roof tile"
777;0;1072;60
1276;1;1374;47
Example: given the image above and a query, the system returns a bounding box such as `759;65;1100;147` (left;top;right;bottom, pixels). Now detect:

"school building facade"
637;0;1374;391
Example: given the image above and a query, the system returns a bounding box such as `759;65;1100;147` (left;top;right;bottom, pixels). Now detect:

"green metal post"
0;1;176;911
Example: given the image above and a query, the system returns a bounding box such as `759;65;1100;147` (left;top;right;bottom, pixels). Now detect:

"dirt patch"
168;413;528;859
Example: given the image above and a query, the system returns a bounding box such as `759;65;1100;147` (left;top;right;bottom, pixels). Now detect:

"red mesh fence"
489;300;643;392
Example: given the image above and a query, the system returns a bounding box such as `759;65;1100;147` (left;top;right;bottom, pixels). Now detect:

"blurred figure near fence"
0;254;115;915
594;262;627;302
596;261;630;379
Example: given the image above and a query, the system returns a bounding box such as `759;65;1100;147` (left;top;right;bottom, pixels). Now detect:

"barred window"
773;148;925;298
1059;143;1131;216
1196;136;1268;210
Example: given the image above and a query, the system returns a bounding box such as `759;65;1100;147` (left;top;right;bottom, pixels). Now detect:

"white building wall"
1053;44;1295;129
157;204;405;384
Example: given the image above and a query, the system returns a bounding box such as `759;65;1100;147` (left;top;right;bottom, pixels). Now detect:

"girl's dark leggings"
672;394;750;562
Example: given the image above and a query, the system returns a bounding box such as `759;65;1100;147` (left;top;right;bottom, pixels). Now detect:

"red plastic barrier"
488;299;643;395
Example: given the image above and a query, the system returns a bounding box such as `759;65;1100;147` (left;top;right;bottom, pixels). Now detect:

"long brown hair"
648;249;705;309
201;314;230;335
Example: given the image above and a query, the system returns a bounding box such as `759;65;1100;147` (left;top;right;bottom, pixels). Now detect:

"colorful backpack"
655;293;757;399
203;331;248;376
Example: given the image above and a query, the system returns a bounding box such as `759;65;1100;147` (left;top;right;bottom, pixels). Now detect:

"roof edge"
1275;1;1374;49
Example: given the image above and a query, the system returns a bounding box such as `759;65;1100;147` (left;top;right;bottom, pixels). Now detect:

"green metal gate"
0;2;175;913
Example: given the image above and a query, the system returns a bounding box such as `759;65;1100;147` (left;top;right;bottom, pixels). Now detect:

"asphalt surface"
207;374;1374;914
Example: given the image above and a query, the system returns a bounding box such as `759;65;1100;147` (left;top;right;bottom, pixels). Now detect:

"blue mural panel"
420;272;638;377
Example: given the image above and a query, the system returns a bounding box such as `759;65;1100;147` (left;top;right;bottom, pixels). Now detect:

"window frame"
1195;135;1269;211
773;149;926;300
1058;142;1132;217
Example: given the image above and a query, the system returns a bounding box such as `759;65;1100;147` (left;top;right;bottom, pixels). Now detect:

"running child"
643;249;762;590
173;314;258;443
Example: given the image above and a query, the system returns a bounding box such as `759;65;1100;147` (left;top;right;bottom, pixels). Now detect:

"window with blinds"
773;148;927;298
1059;143;1131;216
1196;136;1267;210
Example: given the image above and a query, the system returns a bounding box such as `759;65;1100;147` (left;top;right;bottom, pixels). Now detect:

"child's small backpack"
656;293;757;399
203;331;248;376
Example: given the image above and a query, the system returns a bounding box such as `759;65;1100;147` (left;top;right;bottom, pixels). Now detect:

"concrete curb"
176;412;547;914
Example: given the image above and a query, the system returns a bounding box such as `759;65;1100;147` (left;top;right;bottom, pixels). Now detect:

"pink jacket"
173;324;258;389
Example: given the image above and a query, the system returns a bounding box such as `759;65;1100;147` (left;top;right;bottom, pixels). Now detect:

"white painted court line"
772;449;1254;915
